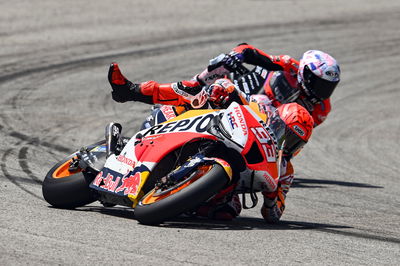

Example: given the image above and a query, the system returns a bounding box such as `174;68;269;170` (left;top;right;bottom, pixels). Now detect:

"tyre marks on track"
18;146;42;185
8;130;71;154
1;148;42;200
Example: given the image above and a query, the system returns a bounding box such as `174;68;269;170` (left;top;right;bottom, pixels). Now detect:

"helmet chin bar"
301;81;321;105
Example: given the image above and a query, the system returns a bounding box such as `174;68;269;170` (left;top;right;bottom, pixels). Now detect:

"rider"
109;43;340;126
259;101;314;223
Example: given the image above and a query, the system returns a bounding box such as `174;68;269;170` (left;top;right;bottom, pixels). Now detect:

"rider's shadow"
292;178;383;189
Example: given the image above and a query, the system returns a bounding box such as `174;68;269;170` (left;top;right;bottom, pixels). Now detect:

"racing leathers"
109;43;331;126
261;157;293;223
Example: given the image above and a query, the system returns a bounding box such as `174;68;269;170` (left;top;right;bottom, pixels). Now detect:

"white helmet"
297;50;340;103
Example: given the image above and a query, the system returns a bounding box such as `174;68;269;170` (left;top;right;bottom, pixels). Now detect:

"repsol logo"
142;114;215;137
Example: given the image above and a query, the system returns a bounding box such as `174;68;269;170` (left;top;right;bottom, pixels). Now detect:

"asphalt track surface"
1;0;399;265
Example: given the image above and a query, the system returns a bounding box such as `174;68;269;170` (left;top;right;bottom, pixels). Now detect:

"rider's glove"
108;63;140;103
221;52;245;72
207;52;244;72
197;52;244;85
260;186;286;223
206;78;236;107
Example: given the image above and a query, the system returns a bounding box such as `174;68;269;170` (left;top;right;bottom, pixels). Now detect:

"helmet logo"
325;70;339;78
293;125;305;137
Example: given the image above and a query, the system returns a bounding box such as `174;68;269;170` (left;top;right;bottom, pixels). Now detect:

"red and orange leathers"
131;43;331;126
261;158;294;223
233;43;331;126
140;80;199;106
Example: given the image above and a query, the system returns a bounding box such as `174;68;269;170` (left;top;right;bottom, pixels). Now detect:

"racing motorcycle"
42;101;282;225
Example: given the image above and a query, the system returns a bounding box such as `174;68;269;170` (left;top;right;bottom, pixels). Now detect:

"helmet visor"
303;66;339;100
284;128;307;155
267;111;286;149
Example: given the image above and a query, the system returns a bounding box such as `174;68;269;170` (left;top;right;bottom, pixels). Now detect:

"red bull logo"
115;172;141;196
100;173;121;192
92;170;142;196
92;171;104;187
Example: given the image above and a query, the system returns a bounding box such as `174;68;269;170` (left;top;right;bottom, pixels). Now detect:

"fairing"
90;109;219;207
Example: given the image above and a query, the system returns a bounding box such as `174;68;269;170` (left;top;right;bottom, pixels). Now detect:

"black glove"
222;52;245;72
207;52;244;72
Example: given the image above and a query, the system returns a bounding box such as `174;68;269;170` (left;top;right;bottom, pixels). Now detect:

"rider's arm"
232;43;299;73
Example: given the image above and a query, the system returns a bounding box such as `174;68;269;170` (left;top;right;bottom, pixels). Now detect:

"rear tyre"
135;164;229;225
42;154;96;209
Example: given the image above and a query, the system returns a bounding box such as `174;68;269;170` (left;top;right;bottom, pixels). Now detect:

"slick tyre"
42;154;96;209
135;164;230;225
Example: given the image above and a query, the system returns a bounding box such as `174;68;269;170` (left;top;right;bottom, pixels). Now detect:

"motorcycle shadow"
78;206;352;231
156;216;353;231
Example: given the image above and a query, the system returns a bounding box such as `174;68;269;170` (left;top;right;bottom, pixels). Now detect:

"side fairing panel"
90;110;219;207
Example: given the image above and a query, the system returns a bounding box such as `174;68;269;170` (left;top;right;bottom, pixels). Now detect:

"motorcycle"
42;101;282;225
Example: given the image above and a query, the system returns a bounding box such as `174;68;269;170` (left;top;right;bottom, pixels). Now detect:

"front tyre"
135;164;230;225
42;154;96;209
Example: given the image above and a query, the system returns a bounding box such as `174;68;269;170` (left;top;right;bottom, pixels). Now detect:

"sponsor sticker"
115;172;141;196
293;125;305;137
116;154;136;168
92;170;142;196
234;106;247;136
227;112;238;129
160;106;177;121
142;114;215;137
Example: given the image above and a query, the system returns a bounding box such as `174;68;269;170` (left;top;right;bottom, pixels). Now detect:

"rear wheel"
42;152;99;209
135;164;230;225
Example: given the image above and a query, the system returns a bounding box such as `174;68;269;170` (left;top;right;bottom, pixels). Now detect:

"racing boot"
196;191;242;221
260;189;286;223
108;63;153;104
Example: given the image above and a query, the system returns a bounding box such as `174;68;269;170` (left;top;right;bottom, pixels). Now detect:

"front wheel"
135;164;230;225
